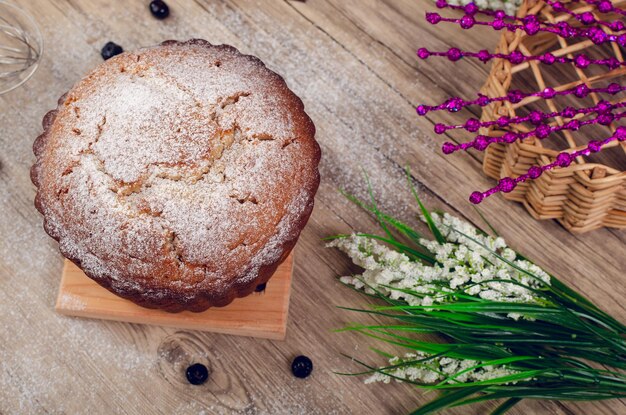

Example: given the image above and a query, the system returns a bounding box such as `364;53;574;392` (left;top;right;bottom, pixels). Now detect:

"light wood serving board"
55;254;293;340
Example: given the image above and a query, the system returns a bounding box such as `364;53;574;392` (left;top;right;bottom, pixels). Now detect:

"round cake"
31;39;320;312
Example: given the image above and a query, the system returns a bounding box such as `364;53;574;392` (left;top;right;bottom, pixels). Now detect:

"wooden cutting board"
55;254;293;340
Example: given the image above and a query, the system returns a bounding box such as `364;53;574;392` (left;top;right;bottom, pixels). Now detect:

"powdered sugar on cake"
33;40;320;309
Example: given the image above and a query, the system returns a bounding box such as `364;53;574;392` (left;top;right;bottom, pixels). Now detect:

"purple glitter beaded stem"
418;46;626;70
426;9;626;45
469;127;626;204
416;82;626;116
545;0;626;31
417;1;626;205
437;0;626;32
433;99;626;134
445;108;626;153
581;0;626;18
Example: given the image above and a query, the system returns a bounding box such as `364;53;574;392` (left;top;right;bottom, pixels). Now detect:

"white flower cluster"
326;212;551;318
365;352;519;385
440;0;523;16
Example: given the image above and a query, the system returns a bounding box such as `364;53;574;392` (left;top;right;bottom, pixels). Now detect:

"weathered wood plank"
0;0;623;414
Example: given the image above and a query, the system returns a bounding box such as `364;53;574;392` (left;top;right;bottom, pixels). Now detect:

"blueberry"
255;283;266;292
185;363;209;385
291;355;313;379
149;0;170;19
101;42;123;60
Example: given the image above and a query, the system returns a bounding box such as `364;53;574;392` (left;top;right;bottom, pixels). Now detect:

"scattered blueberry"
291;355;313;379
149;0;170;19
255;283;267;292
185;363;209;385
101;42;123;60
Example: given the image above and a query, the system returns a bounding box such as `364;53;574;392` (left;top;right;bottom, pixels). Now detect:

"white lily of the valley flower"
364;352;519;385
327;212;551;319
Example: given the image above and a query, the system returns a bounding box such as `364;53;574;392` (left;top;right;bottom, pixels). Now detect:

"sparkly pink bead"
447;48;462;61
607;58;621;70
611;21;625;32
588;140;602;153
528;166;542;179
493;19;505;30
536;125;550;139
523;16;540;35
494;10;506;19
575;54;591;69
417;48;430;59
436;0;447;8
497;116;510;127
557;22;575;38
477;95;490;106
509;51;524;65
542;87;556;99
556;152;572;167
579;12;595;25
446;98;462;112
608;83;622;94
442;142;456;154
464;3;478;15
618;35;626;47
616;126;626;141
460;15;475;29
562;107;576;118
598;1;612;13
498;177;516;193
502;132;517;143
597;113;614;125
587;27;606;45
566;120;580;131
596;100;612;113
434;123;446;134
477;49;490;63
465;118;480;132
541;53;556;65
469;191;484;204
474;135;489;150
416;105;428;116
529;111;543;125
574;84;589;98
525;22;540;35
426;12;441;24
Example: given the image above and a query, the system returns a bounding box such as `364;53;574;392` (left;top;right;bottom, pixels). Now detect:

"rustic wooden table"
1;0;625;414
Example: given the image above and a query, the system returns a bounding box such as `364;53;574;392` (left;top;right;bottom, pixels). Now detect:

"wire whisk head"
0;1;42;94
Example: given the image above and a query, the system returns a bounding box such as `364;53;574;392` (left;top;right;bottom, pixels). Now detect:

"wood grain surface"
0;0;624;414
56;254;293;340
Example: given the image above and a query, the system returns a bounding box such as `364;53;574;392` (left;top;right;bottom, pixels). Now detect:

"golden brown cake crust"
32;39;320;312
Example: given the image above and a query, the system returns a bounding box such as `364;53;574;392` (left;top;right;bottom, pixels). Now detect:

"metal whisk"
0;1;42;94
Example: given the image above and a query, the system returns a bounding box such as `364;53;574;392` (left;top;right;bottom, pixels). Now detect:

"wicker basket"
480;0;626;233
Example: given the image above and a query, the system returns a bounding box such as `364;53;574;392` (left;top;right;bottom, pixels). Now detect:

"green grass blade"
436;356;540;387
339;189;430;252
472;205;500;237
423;370;546;390
490;397;522;415
376;302;562;314
410;386;487;415
363;172;395;242
353;233;436;264
405;167;445;244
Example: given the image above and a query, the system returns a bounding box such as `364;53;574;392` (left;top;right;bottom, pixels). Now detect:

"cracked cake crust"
31;39;320;312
